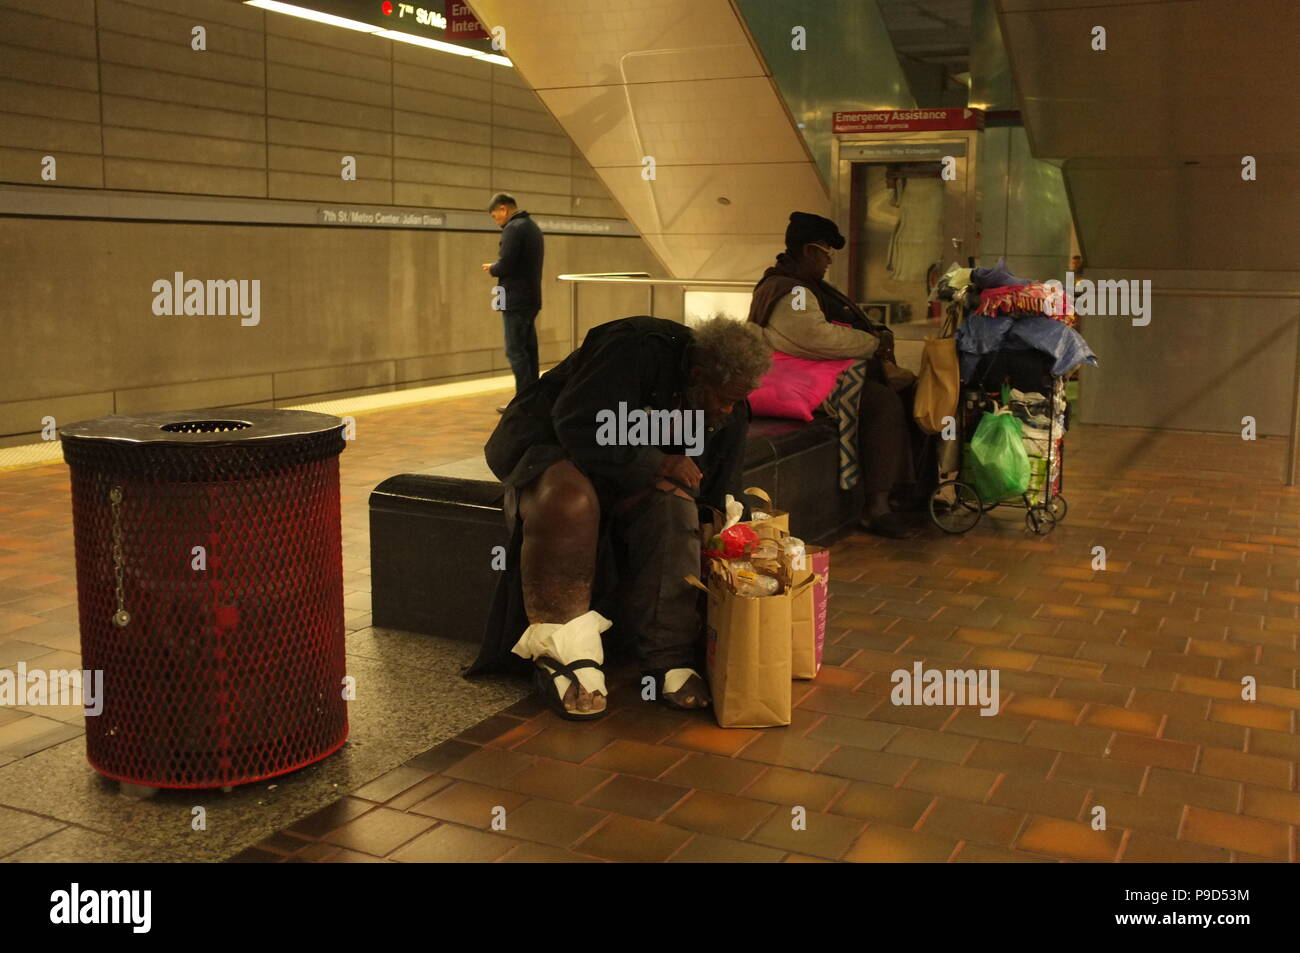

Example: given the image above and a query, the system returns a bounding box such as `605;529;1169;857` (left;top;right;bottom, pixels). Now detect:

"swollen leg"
517;460;606;714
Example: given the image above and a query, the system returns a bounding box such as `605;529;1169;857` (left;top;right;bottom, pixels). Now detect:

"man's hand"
481;263;493;272
657;454;702;489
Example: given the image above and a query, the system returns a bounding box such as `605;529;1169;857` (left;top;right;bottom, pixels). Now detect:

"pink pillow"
747;351;857;421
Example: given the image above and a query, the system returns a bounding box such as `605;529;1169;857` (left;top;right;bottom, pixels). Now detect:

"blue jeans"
502;306;540;394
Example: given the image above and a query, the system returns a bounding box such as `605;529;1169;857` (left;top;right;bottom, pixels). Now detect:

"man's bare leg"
518;460;605;714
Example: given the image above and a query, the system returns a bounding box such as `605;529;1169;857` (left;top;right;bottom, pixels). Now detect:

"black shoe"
496;405;507;414
861;512;918;539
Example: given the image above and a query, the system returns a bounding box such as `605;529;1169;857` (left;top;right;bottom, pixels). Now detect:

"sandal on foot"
534;655;607;721
657;670;711;711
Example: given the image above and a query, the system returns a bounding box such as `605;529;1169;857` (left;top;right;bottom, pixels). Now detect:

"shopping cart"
928;371;1069;536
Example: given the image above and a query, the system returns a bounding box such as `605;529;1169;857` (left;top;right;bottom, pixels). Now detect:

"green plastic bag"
967;411;1030;502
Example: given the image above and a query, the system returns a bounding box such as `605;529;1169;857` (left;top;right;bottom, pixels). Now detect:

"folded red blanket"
976;283;1077;326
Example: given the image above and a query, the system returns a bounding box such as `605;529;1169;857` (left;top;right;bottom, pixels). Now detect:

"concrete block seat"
369;413;862;641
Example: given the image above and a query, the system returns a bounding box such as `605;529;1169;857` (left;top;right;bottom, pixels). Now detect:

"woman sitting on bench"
748;212;932;539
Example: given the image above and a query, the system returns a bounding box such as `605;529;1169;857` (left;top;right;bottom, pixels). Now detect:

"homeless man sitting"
464;315;772;720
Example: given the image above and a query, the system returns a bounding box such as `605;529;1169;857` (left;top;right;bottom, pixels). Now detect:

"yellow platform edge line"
0;374;517;474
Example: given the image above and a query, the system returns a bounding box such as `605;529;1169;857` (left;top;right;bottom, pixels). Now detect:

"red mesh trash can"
60;409;349;789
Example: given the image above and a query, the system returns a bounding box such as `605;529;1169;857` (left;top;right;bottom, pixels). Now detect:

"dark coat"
467;315;751;677
488;210;544;311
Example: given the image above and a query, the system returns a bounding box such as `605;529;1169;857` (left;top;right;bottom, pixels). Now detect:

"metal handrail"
558;273;755;288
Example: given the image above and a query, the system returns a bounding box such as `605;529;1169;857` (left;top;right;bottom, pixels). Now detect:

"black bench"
369;415;863;642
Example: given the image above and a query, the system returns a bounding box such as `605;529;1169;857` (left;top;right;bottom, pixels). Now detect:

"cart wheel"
931;480;983;534
1048;495;1068;521
1026;504;1057;536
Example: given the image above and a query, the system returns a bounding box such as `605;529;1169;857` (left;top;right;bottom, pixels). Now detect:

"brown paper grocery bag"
741;486;790;536
688;569;812;728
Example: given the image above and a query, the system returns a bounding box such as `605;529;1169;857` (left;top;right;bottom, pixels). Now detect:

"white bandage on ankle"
663;668;700;695
511;610;612;699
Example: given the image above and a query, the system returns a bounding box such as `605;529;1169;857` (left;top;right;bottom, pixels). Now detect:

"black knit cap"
784;211;845;254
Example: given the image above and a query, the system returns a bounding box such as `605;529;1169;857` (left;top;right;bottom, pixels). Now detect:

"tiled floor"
3;391;1299;862
245;415;1297;863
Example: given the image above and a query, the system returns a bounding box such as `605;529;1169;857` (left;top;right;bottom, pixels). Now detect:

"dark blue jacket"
489;210;544;310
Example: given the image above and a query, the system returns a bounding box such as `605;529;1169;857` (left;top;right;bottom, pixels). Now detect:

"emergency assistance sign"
833;108;985;133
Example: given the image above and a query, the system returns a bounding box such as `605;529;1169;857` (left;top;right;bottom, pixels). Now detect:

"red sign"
833;108;985;134
445;1;488;38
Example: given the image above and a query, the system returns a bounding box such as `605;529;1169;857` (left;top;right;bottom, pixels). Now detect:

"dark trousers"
502;306;540;393
858;378;935;498
609;490;703;673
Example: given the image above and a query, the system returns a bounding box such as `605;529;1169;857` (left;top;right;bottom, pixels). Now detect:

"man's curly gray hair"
690;315;772;391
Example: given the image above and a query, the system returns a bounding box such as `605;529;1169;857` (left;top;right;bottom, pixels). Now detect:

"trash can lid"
59;408;344;447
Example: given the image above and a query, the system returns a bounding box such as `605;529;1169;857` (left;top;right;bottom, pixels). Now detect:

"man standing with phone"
482;193;544;414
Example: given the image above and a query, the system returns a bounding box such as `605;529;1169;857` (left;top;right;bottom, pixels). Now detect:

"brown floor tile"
1208;699;1294;732
826;781;933;826
322;848;391;863
516;725;618;764
1106;733;1198;773
921;798;1027;846
1016;815;1123;862
953;843;1054;862
1128;688;1211;720
805;714;900;750
443;746;537;788
1005;695;1084;722
883;726;977;764
1198;746;1293;789
321;807;436;856
817;747;915;786
579;774;690;820
1024;721;1112;757
287;798;375;839
1120;832;1230;863
945;709;1034;743
747;809;865;860
733;729;837;771
408;781;530;828
664;721;760;756
406;739;484;775
597;708;684;744
1053;753;1147;795
668;833;786;863
504;758;614;802
798;686;885;720
659;751;767;795
1051;678;1133;706
352;765;437;804
663;789;778;841
583;738;689;778
498;798;608;848
1247;727;1300;760
1161;715;1245;750
1082;704;1162;736
990;776;1088;820
1085;791;1185;838
384;775;455;811
1145;768;1241;812
742;765;850;812
575;815;692;863
844;822;957;862
965;738;1058;777
389;823;517;862
1241;787;1300;826
900;760;1000;801
497;842;603;862
1182;806;1291;860
457;714;530;745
